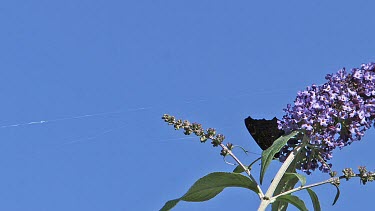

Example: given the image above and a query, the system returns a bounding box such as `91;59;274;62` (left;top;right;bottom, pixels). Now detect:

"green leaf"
182;172;259;201
284;173;306;186
332;184;340;205
272;199;289;211
275;195;308;211
160;199;180;211
160;172;259;210
306;188;321;211
260;131;299;184
233;165;247;173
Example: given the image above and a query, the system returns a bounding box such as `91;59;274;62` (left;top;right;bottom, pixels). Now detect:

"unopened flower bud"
220;149;228;156
226;143;233;150
200;136;208;143
358;166;367;175
182;120;191;129
183;128;193;135
174;119;183;130
215;134;225;143
206;128;216;138
330;171;337;177
331;177;340;186
342;168;355;180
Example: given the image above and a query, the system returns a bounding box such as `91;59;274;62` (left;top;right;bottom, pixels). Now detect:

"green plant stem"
257;145;302;211
249;157;262;169
219;143;264;199
273;178;335;199
273;172;375;199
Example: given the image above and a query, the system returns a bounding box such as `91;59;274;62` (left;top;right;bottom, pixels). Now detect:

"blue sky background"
1;1;375;210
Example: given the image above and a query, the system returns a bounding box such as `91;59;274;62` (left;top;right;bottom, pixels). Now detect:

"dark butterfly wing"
244;116;285;157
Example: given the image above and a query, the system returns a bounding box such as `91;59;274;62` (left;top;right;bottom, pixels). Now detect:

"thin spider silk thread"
0;86;299;150
0;86;297;130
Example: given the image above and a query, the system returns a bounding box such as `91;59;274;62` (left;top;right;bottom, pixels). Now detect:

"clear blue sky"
1;1;374;210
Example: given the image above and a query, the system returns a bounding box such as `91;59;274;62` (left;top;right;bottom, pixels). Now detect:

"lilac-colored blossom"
278;62;375;174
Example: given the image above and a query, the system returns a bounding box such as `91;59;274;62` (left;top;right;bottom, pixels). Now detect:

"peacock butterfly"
244;116;285;157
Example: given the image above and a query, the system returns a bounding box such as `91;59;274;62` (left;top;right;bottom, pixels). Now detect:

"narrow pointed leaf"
160;172;259;210
272;199;289;211
159;199;180;211
233;165;247;173
332;184;340;205
306;188;321;211
260;131;299;184
275;195;308;211
284;173;306;186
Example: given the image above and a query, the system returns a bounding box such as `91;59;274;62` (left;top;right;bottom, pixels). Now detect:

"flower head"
278;62;375;174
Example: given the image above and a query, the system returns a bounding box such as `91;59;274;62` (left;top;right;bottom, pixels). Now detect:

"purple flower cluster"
278;62;375;174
